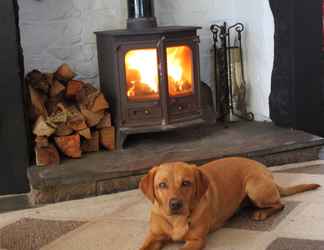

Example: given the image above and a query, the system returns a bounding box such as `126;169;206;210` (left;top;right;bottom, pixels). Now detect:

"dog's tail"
277;183;321;197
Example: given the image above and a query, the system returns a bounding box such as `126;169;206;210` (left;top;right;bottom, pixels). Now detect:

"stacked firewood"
27;64;115;167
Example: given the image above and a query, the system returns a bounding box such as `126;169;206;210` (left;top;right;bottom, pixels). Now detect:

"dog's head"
139;162;209;216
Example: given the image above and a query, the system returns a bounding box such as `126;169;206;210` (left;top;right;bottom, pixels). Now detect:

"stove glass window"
166;45;194;97
125;48;160;101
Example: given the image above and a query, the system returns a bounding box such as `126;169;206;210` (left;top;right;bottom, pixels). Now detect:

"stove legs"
116;129;127;150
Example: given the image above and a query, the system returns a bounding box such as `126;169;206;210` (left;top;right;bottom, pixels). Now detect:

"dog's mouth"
170;210;182;215
168;207;186;216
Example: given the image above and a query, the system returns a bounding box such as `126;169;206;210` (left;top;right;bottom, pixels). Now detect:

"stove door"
118;42;163;127
164;39;201;122
124;48;160;102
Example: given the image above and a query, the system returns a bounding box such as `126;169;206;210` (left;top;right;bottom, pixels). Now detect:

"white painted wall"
18;0;274;120
232;0;274;121
156;0;274;120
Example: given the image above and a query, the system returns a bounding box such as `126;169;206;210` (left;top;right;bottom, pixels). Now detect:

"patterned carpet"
0;160;324;250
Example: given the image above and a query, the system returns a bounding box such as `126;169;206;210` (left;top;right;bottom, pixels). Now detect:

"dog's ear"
194;167;209;202
139;166;158;203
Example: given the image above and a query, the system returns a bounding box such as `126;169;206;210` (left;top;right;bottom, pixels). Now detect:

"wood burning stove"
96;0;204;149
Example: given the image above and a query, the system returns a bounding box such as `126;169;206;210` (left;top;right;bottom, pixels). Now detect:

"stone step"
27;122;324;205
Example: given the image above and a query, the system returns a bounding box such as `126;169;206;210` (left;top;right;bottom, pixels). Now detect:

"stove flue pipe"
127;0;157;30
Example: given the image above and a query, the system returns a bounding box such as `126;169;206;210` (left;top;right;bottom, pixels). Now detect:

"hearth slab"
27;122;324;204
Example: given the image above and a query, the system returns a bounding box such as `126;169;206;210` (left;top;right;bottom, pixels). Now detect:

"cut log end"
81;131;100;153
55;64;76;84
78;128;92;140
96;112;112;129
100;127;115;151
66;80;84;99
55;134;81;158
33;116;56;137
35;144;60;167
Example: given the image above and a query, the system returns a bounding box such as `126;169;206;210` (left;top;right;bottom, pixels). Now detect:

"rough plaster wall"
18;0;127;87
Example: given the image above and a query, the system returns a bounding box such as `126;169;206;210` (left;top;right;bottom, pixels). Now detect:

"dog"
139;157;320;250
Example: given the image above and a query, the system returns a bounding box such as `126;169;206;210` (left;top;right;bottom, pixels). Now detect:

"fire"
125;49;159;100
124;46;193;101
167;46;193;96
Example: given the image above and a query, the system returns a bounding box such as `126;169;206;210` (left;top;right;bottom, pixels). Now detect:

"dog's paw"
251;211;268;221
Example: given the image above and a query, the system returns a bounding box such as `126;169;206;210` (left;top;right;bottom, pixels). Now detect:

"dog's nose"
169;198;183;211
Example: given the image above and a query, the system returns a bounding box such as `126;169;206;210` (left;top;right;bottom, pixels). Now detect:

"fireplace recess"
96;0;204;149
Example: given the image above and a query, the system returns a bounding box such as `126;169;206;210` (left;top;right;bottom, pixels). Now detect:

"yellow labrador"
139;157;320;250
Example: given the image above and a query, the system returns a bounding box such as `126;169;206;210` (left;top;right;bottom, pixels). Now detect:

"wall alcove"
269;0;324;136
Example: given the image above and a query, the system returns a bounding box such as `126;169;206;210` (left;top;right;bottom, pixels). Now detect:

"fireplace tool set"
210;22;254;123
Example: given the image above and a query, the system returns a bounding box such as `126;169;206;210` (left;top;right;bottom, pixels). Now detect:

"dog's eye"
159;182;168;189
182;180;192;187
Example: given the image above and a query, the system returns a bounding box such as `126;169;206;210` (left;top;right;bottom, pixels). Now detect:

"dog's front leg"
180;239;206;250
139;232;165;250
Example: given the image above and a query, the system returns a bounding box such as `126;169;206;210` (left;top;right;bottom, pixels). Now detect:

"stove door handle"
156;35;166;49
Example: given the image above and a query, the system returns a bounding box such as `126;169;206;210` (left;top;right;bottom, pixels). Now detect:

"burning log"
55;134;81;158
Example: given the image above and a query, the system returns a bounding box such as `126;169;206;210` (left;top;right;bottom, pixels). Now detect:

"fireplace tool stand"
210;22;254;124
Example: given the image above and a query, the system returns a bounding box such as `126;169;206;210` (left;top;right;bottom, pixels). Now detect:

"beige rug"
0;160;324;250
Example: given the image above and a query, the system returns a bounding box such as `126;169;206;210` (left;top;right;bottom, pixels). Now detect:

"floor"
1;160;324;250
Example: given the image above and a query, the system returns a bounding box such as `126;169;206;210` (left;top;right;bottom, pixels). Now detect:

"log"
47;106;68;127
26;69;50;94
35;136;49;148
44;73;54;87
81;131;99;153
78;127;92;139
80;106;105;127
35;143;60;167
33;116;56;137
54;123;74;136
55;134;81;158
100;127;115;150
55;64;76;84
29;86;48;118
50;79;66;97
76;83;100;108
96;112;112;129
66;106;87;131
66;80;84;99
45;96;65;115
90;93;109;112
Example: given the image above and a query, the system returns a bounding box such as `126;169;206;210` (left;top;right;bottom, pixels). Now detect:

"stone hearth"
27;121;324;205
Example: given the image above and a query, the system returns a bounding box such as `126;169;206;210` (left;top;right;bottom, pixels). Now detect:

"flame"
125;46;193;101
167;46;193;96
125;49;159;100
